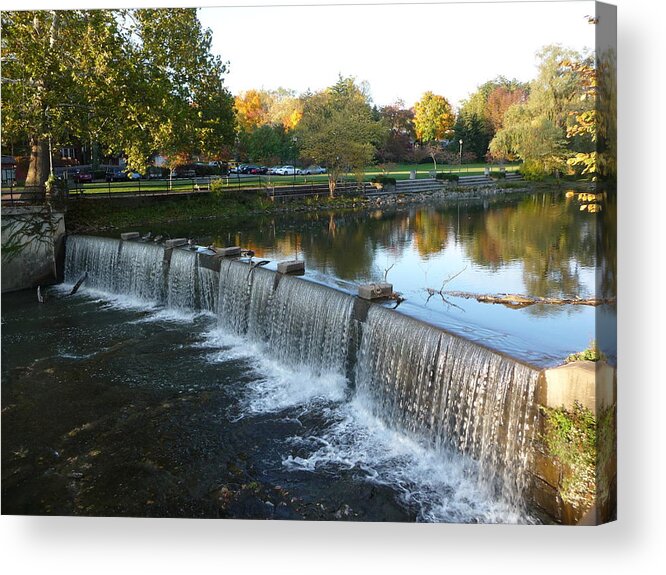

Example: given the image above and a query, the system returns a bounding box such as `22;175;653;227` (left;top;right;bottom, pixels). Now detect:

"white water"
63;234;541;523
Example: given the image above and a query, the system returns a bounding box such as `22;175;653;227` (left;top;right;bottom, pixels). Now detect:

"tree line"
1;8;615;198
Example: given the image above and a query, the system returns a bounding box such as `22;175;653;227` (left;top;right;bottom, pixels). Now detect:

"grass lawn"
3;161;523;199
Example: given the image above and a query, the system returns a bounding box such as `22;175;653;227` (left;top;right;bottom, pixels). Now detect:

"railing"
1;185;46;206
266;181;372;200
3;175;375;204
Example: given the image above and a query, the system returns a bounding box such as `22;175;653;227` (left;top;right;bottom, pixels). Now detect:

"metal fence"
2;174;373;205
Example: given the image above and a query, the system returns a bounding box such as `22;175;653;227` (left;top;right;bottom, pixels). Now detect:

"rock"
164;238;187;248
277;260;305;274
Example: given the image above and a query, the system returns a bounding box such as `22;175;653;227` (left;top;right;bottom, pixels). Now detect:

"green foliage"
489;46;595;179
297;76;385;196
565;340;606;363
540;401;616;511
540;402;596;507
519;159;549;181
413;92;454;143
371;175;396;186
1;9;235;188
435;173;459;182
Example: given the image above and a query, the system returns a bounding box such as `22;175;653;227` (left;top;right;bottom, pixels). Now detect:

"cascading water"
267;276;355;375
65;235;165;302
63;234;541;521
355;305;539;509
64;235;120;291
198;264;219;314
167;249;197;310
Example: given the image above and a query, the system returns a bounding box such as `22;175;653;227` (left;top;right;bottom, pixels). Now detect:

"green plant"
540;401;616;511
371;175;396;186
540;401;596;507
209;178;226;200
435;173;459;182
565;340;606;363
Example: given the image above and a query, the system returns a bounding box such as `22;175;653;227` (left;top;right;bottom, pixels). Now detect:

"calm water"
1;190;613;522
147;191;616;366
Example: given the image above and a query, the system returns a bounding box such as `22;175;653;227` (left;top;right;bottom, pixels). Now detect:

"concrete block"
120;232;140;241
541;360;616;414
358;282;393;300
215;246;241;257
164;238;187;248
277;260;305;274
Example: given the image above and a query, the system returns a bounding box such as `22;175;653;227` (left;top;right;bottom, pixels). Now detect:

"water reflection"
179;192;603;301
145;190;615;364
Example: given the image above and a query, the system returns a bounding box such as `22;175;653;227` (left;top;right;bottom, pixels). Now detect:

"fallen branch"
442;291;615;308
69;272;88;296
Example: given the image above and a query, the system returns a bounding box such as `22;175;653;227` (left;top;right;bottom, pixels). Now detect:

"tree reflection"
181;194;601;316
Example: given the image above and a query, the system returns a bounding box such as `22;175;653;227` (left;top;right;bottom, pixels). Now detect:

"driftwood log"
440;290;615;309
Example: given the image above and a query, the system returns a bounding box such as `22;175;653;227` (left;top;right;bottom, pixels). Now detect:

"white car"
301;165;327;175
274;165;301;176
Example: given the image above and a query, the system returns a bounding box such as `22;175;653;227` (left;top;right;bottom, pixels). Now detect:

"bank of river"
66;181;572;234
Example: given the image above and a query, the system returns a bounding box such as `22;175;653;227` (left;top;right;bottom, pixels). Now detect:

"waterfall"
167;249;197;310
355;305;539;508
218;260;253;334
65;235;165;302
198;264;219;314
63;234;540;514
267;276;355;375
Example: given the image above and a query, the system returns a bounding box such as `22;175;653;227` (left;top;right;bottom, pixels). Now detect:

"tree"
297;77;384;197
489;45;594;179
1;9;235;194
234;89;270;132
412;92;454;144
376;100;415;163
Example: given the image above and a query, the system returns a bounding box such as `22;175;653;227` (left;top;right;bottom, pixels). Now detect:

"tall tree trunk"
23;138;50;199
328;174;336;198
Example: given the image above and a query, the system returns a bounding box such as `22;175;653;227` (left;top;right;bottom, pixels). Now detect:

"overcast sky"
198;0;596;108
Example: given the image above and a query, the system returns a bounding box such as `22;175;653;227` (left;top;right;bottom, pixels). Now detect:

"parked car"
105;168;127;182
274;165;301;176
125;171;142;180
301;165;327;175
169;168;196;178
73;170;93;184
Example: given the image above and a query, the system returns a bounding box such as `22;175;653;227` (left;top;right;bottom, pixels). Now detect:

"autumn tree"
412;91;454;144
297;76;384;197
376;100;415;163
0;8;235;194
489;45;594;179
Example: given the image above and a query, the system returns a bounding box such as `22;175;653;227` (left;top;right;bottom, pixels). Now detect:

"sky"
198;0;597;108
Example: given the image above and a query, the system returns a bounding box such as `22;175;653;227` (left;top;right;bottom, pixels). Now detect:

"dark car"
73;170;93;184
105;168;127;182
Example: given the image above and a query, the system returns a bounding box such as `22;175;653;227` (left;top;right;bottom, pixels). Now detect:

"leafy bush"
488;170;506;179
209;178;225;199
435;173;459;182
520;159;548;181
540;402;596;507
371;175;396;186
565;340;606;364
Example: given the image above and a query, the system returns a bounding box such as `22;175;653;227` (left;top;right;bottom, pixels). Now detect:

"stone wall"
528;360;617;524
1;206;66;293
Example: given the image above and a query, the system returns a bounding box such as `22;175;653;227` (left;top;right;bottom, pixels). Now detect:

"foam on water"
281;395;534;524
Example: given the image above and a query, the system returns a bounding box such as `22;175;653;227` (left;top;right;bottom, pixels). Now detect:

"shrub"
565;340;606;364
371;175;396;186
489;170;506;179
520;159;548;181
209;178;225;199
435;173;459;182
